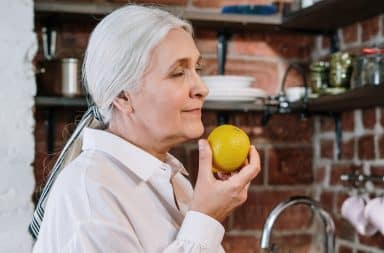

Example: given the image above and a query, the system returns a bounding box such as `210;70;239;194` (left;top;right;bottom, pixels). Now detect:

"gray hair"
29;5;192;239
84;5;192;123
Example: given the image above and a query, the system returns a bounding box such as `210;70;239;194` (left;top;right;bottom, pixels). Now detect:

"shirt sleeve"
62;211;225;253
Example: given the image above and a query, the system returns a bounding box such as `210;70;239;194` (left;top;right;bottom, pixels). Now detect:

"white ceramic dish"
208;87;267;97
205;95;258;102
206;87;266;102
201;75;255;89
285;87;309;102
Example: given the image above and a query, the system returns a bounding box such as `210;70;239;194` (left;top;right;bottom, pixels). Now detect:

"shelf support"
333;113;342;160
217;31;230;75
44;108;56;153
328;31;340;53
217;112;229;125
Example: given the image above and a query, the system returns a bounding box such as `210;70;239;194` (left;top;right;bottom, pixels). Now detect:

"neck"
107;121;169;162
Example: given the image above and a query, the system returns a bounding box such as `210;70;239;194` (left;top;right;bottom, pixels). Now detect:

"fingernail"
198;139;205;150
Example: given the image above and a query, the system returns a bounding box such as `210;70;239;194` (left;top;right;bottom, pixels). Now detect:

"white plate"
202;75;255;89
205;95;259;102
208;88;267;98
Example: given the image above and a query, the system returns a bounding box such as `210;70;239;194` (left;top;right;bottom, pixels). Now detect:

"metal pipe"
260;196;335;253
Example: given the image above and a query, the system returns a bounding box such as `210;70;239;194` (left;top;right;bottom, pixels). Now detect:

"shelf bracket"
217;111;229;125
328;31;340;53
333;113;342;159
217;31;231;75
44;108;56;153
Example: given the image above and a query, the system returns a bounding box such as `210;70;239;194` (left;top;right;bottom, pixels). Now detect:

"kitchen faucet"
260;196;335;253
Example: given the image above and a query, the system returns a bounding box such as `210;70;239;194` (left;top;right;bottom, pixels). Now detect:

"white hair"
83;4;193;124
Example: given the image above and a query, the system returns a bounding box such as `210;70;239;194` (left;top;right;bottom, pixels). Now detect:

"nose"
190;72;209;99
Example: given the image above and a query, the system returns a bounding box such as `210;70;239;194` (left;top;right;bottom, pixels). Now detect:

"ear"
112;91;133;113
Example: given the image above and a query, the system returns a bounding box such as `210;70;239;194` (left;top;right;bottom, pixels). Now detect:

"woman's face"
129;28;208;147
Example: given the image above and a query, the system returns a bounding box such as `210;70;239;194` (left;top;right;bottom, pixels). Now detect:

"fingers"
197;139;214;181
229;146;260;186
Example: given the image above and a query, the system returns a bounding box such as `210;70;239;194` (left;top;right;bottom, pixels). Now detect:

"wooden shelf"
35;96;88;107
35;1;283;33
34;96;265;111
35;85;384;113
290;85;384;113
283;0;384;32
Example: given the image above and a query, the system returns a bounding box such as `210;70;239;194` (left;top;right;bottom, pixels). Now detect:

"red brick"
334;215;355;241
342;24;358;44
195;30;217;54
330;164;363;185
361;16;379;42
315;166;326;184
320;116;335;132
362;108;376;129
338;245;353;253
227;112;259;137
263;114;313;143
233;189;313;230
342;111;354;132
322;36;330;50
223;235;260;253
358;233;384;250
251;148;264;185
370;166;384;189
271;234;313;253
201;111;217;127
282;65;306;88
169;145;188;166
379;135;384;159
321;139;334;159
341;138;355;160
320;191;334;213
357;250;374;253
381;108;384;127
186;148;199;187
231;33;314;59
268;147;313;185
335;192;349;216
192;0;270;8
357;135;375;160
201;58;279;95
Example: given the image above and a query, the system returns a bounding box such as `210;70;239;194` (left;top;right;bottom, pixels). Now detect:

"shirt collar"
82;128;189;181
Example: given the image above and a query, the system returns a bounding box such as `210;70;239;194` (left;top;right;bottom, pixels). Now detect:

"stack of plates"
206;88;267;102
201;75;267;102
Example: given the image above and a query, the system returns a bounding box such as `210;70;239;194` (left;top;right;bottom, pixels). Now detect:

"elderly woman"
30;5;260;253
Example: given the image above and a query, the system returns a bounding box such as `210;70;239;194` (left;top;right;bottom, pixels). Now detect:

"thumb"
198;139;214;180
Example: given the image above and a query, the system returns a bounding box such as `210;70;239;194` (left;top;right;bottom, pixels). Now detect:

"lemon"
207;124;251;172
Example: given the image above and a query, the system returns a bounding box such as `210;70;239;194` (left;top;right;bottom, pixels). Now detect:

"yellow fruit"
207;124;251;172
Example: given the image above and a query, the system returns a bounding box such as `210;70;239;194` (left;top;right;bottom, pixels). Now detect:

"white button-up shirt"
33;128;225;253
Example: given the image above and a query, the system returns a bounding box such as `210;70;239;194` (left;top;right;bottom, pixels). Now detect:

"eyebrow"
167;55;202;71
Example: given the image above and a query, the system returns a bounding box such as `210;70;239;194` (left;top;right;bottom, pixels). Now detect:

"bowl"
201;75;255;89
285;87;309;102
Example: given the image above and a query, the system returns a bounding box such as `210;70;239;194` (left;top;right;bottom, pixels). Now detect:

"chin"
184;121;204;140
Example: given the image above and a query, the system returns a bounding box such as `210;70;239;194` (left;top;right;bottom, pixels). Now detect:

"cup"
364;196;384;235
341;195;378;236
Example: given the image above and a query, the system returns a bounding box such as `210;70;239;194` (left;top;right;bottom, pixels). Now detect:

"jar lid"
363;48;384;55
61;58;79;63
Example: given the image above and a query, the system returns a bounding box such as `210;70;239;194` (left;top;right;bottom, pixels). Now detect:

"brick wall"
0;0;37;252
312;15;384;253
33;1;384;252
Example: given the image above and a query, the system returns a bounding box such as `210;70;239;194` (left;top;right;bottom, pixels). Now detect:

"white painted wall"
0;0;37;252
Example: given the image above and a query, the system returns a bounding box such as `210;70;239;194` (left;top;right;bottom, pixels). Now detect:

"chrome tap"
260;196;335;253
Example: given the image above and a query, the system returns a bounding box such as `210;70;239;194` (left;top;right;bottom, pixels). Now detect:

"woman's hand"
188;139;261;223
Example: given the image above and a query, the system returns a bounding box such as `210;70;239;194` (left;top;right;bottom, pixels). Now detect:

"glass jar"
363;48;384;86
310;61;329;94
329;52;353;88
